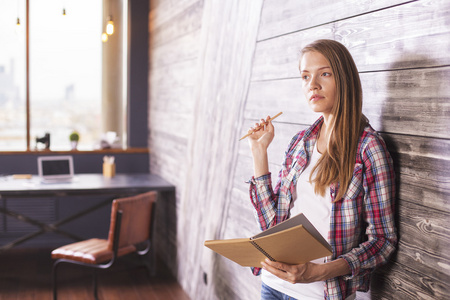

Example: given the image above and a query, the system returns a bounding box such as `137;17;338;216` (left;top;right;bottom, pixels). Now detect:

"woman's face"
300;51;337;119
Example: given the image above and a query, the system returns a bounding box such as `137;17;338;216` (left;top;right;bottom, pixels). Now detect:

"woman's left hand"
261;257;351;284
261;259;320;284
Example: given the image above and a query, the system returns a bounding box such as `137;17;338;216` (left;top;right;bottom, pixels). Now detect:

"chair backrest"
107;191;157;251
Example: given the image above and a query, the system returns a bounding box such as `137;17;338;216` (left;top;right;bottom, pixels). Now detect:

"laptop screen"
42;159;71;176
38;156;74;181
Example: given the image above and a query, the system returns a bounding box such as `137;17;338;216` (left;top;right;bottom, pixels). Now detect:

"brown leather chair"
51;191;157;300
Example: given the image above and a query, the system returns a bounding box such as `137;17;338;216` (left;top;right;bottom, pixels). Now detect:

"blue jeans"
261;282;298;300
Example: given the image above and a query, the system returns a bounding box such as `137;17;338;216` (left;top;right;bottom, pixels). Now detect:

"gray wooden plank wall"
149;0;450;299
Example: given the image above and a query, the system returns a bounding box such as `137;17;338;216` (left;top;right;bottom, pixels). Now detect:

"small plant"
69;131;80;142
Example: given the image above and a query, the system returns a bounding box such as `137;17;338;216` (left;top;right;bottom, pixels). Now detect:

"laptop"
38;155;74;183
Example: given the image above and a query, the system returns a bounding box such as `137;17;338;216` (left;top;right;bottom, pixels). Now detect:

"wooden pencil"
239;112;283;141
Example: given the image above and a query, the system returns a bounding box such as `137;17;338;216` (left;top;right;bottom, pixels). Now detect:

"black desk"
0;173;174;251
0;173;174;197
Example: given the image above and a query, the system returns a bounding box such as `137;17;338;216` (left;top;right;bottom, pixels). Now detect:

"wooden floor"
0;248;190;300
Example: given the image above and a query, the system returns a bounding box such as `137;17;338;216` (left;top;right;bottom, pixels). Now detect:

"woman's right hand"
247;116;274;177
247;116;275;152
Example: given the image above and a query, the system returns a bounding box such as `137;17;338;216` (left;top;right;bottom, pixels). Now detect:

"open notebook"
204;213;332;268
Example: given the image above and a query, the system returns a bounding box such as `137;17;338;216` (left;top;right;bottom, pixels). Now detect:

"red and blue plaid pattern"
249;117;397;300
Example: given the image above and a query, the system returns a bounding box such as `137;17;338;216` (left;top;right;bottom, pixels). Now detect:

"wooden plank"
370;261;449;299
223;188;262;238
212;257;262;300
150;1;203;47
381;133;450;161
149;67;197;119
392;154;448;195
149;79;196;114
258;0;410;40
382;133;450;212
149;85;195;114
232;154;257;190
149;149;188;189
397;173;449;213
391;134;450;197
251;25;334;81
151;29;201;69
395;151;450;190
361;67;450;139
149;59;198;114
337;0;450;72
149;130;189;159
251;0;450;81
258;0;413;41
149;110;193;141
395;200;450;280
150;0;200;30
233;154;281;194
150;57;198;84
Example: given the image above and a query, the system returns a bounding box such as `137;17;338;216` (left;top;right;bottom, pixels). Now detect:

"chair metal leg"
136;241;155;276
93;269;99;300
52;260;61;300
139;254;152;277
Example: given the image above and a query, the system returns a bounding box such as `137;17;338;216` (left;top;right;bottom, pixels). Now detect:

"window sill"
0;148;149;155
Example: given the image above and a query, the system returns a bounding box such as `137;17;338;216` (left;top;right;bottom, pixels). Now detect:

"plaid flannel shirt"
249;117;397;300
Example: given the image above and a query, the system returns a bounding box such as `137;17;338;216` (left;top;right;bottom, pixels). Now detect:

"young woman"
247;39;397;300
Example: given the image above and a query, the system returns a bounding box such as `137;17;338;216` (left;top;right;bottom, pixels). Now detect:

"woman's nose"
309;76;320;90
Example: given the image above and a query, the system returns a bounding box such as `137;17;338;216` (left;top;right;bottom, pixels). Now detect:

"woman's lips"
310;94;323;101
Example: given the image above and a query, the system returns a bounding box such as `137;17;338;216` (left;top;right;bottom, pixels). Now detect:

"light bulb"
106;16;114;35
15;18;21;35
102;32;108;42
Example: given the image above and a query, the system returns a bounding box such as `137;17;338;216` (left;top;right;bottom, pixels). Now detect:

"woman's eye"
322;72;332;77
302;75;309;80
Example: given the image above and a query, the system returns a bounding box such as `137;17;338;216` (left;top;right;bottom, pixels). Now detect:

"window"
0;0;127;151
30;0;102;151
0;1;26;150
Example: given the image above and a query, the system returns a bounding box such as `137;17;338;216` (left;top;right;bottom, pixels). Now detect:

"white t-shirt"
262;143;332;300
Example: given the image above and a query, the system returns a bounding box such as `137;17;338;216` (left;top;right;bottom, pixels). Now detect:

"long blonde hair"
301;39;367;201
